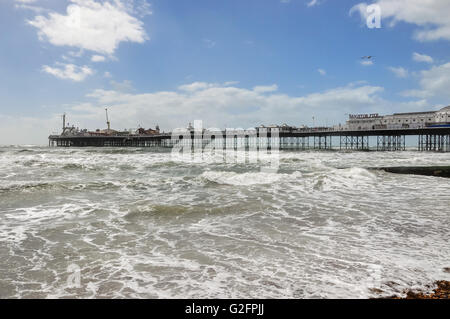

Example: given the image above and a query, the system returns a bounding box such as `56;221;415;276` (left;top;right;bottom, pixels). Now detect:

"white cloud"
223;81;240;86
253;85;278;93
403;62;450;98
360;60;373;66
351;0;450;42
122;0;152;18
68;50;84;58
307;0;319;7
28;0;148;55
73;82;386;132
14;0;48;13
42;63;94;82
412;52;434;63
388;66;408;78
179;82;217;92
318;68;326;76
110;79;134;92
202;39;216;48
91;55;106;62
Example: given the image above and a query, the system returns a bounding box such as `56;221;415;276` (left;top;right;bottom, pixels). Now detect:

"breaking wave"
199;170;303;186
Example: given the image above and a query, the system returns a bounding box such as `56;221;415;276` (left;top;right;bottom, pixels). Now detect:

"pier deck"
49;127;450;152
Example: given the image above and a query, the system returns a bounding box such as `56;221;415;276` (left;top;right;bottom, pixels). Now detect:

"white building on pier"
345;106;450;131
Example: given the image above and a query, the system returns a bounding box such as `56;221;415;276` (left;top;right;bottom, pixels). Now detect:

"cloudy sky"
1;0;450;144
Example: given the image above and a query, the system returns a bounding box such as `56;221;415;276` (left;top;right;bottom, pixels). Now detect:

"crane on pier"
105;107;111;131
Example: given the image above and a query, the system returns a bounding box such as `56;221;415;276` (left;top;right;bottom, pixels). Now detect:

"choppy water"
0;146;449;299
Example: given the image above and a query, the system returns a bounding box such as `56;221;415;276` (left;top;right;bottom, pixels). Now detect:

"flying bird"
361;56;375;59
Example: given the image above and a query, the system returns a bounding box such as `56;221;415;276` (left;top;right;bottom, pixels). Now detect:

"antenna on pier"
105;107;110;131
62;113;66;133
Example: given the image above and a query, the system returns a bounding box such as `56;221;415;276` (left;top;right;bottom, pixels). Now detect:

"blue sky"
1;0;450;144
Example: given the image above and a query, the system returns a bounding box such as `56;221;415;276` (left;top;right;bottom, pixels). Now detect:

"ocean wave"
1;148;450;299
199;170;303;186
319;167;377;191
0;181;123;194
124;204;191;220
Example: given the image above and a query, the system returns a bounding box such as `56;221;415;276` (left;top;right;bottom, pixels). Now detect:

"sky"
1;0;450;145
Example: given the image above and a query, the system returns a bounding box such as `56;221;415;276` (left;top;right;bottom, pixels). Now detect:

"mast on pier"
62;113;66;134
105;107;111;131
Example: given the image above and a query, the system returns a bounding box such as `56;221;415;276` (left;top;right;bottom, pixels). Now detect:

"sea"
0;146;449;298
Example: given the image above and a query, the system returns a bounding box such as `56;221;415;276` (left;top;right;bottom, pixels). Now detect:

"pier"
48;106;450;152
49;127;450;152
